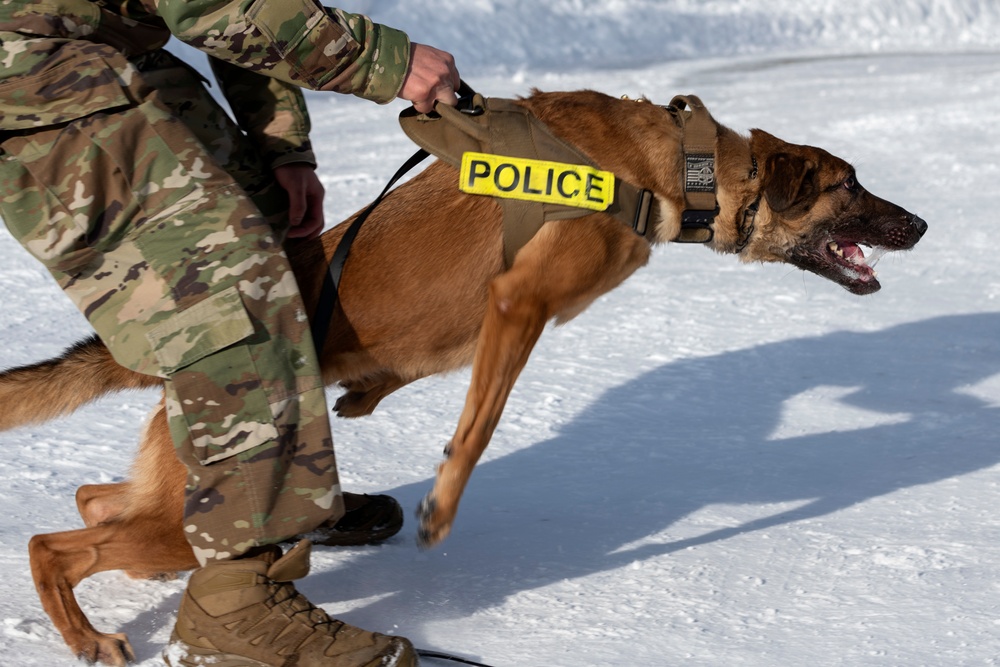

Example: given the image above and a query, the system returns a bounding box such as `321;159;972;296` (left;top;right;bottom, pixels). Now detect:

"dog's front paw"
415;493;452;548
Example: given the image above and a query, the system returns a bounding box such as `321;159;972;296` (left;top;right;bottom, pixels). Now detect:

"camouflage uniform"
0;0;411;565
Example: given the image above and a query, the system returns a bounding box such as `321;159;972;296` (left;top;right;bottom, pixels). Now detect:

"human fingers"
274;163;326;239
401;43;461;113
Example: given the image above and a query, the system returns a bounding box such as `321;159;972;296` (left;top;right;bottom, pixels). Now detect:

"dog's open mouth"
790;237;891;295
827;239;887;289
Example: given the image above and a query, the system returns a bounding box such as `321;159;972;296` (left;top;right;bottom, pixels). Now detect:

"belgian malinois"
0;90;926;664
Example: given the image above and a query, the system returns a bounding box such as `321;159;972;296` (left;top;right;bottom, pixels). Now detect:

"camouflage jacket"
0;0;412;165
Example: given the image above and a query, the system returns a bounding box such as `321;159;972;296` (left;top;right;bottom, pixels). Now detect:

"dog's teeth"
867;246;888;269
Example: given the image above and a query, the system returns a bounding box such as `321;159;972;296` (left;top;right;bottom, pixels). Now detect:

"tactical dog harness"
399;90;720;265
311;87;719;356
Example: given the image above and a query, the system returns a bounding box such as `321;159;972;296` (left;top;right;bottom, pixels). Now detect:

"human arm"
157;1;411;102
157;0;459;110
209;58;317;169
210;58;324;238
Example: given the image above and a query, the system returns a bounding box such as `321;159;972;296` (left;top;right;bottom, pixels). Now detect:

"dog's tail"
0;335;160;431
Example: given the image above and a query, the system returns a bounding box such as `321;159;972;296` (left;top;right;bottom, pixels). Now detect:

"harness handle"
455;80;484;115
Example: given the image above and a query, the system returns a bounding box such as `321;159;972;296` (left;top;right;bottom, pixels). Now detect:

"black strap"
309;147;431;358
417;649;497;667
309;82;480;358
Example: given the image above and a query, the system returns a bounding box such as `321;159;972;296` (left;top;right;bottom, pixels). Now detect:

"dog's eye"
843;176;857;191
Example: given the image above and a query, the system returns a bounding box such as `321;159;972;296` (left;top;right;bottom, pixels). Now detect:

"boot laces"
264;576;344;637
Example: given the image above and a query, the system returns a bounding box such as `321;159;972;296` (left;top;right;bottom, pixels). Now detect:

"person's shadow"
117;312;1000;660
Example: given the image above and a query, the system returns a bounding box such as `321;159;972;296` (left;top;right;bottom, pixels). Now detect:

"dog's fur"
0;91;926;665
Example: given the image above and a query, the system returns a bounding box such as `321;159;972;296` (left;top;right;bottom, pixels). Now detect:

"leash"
309;83;480;358
309;146;429;357
417;648;498;666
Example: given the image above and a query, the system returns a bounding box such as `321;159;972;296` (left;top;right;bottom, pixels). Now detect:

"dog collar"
666;95;718;244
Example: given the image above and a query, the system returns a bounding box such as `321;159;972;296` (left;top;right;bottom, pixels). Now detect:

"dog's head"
741;129;927;295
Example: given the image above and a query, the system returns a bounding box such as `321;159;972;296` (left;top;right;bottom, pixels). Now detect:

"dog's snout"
910;214;928;237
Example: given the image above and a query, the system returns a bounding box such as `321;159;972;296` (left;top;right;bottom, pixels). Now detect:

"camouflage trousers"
0;37;343;564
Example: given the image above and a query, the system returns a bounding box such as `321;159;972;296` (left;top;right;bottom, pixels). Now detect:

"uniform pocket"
151;287;280;464
147;287;255;372
245;0;358;87
0;41;139;129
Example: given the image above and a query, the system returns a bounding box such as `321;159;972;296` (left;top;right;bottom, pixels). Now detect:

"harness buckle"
632;189;654;236
677;209;716;243
457;80;485;116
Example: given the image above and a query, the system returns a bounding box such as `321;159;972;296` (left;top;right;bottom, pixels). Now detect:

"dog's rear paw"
333;391;378;419
74;631;135;667
333;391;378;418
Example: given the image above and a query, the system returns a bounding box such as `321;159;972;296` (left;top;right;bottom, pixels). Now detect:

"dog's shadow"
305;312;1000;640
111;312;1000;660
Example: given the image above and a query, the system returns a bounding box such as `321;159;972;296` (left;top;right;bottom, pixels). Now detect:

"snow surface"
2;1;1000;665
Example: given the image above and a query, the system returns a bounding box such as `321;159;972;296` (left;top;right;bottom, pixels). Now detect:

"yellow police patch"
459;152;616;212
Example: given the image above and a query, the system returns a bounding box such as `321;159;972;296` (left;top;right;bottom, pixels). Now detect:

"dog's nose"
910;215;928;237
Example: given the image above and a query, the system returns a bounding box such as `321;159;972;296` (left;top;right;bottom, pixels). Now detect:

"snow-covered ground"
2;2;1000;665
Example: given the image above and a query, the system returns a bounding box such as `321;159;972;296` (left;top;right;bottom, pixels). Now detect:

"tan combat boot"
164;540;416;667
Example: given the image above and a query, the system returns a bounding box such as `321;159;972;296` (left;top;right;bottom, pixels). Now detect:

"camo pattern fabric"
0;0;412;104
157;0;411;103
0;36;343;564
0;0;320;169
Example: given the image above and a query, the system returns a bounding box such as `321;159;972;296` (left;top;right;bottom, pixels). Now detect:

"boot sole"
164;637;418;667
164;639;271;667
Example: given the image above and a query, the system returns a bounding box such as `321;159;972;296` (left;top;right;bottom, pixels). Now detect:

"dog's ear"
763;152;817;213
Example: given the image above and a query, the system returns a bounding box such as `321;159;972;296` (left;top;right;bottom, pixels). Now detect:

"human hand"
399;43;461;113
273;163;326;239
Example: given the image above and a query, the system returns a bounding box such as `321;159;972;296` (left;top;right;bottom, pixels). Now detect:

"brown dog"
0;90;926;665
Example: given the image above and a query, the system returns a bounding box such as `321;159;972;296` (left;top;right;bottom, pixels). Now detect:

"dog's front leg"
417;270;547;548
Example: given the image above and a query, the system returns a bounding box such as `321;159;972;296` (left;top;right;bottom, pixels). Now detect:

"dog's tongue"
841;242;865;262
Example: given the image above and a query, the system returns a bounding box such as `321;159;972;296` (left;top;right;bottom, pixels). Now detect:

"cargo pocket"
148;286;280;464
0;41;184;277
0;44;137;130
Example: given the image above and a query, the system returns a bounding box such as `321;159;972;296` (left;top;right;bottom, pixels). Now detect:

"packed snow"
1;1;999;665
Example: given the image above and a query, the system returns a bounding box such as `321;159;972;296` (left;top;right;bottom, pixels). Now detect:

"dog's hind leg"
334;373;416;418
31;400;194;665
29;515;196;666
76;483;129;527
76;482;183;582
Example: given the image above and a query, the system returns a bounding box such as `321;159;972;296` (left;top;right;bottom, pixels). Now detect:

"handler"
0;1;459;665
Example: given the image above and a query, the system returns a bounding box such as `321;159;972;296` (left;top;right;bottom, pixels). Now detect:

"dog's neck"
650;130;762;255
517;91;764;255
